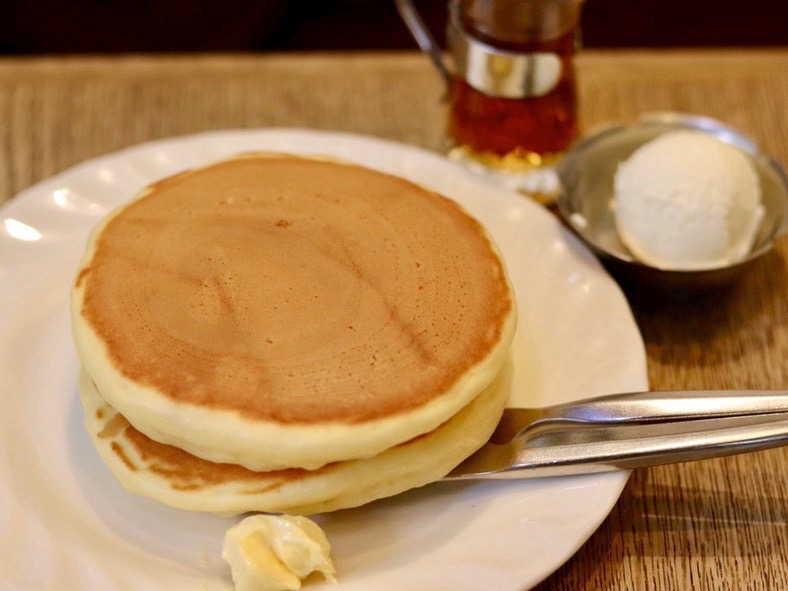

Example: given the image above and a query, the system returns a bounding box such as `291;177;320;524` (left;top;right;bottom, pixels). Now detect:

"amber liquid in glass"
447;29;578;168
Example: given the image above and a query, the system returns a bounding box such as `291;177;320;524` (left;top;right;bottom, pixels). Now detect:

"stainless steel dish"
555;112;788;290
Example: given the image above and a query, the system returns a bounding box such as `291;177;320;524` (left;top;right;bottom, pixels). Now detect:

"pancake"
78;363;511;515
71;153;516;471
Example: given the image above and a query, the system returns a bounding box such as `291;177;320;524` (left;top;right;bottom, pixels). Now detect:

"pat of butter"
222;514;337;591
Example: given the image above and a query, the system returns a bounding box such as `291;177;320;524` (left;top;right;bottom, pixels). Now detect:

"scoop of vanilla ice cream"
613;130;764;270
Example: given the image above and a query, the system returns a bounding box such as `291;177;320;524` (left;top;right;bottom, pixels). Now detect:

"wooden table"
1;49;786;590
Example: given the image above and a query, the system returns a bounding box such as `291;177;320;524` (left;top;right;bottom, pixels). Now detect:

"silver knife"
445;389;788;480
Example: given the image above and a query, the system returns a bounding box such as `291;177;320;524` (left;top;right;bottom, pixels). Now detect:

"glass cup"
445;0;584;172
397;0;584;203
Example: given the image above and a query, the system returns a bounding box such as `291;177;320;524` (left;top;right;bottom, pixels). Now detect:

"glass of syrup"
445;0;584;202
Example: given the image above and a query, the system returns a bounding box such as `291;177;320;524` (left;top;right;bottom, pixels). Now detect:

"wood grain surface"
1;49;786;590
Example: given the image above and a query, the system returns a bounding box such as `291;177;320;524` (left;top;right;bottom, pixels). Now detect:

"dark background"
0;0;785;54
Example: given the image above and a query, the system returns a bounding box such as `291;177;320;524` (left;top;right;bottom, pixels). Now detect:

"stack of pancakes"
71;153;517;515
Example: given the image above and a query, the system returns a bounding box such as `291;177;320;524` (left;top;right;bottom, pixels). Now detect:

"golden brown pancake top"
78;155;512;424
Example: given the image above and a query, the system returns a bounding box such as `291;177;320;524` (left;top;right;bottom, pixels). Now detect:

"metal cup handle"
394;0;452;88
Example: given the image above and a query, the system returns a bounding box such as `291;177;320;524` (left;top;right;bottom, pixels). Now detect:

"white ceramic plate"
0;130;647;591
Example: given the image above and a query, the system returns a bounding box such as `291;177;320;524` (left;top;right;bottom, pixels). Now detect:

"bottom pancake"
78;363;511;515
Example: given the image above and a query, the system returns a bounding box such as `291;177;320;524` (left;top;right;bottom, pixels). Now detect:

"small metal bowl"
555;112;788;291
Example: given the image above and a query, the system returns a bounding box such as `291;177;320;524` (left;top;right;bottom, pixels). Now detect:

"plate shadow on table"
622;463;788;551
531;458;788;590
612;249;785;375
